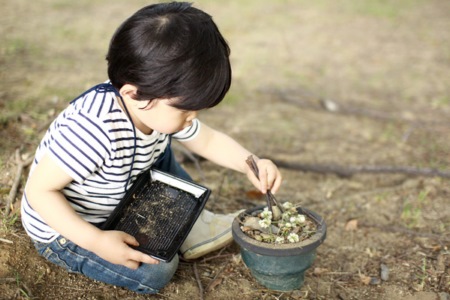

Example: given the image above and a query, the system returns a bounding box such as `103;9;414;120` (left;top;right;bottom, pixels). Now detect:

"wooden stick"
359;222;450;242
5;150;34;216
268;87;450;127
0;237;13;244
269;159;450;179
192;262;204;300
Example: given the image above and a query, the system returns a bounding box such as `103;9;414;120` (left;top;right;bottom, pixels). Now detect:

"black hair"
106;2;231;111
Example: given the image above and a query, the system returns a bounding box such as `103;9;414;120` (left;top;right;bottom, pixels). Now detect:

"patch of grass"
431;96;450;109
374;192;389;204
1;38;27;57
400;190;429;228
414;257;428;291
0;112;17;127
401;202;421;228
5;97;31;113
379;123;398;142
420;138;449;170
1;210;20;231
14;272;32;299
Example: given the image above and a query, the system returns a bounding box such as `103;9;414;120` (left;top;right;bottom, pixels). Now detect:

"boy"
21;2;282;294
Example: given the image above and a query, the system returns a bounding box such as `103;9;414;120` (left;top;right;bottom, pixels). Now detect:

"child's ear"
119;84;156;110
119;84;139;100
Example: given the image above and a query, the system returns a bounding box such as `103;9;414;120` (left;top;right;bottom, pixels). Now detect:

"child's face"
132;98;198;135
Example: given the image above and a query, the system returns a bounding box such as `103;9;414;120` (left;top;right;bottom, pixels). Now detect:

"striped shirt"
21;84;201;243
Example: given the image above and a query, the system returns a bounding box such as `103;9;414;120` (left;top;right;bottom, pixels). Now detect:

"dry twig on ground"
5;149;33;216
267;87;450;127
192;262;204;300
268;159;450;179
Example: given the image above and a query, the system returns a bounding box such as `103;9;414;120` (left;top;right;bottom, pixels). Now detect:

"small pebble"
243;217;263;231
439;292;449;300
370;277;381;285
272;206;282;220
380;263;389;281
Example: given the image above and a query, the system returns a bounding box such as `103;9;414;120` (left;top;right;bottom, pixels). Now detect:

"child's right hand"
91;230;159;269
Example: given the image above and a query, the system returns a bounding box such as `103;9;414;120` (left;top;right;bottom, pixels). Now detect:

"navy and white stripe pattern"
21;85;200;243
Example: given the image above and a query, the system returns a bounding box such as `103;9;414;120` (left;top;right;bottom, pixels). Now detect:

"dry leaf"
232;254;241;265
245;189;264;199
359;273;371;285
345;219;358;231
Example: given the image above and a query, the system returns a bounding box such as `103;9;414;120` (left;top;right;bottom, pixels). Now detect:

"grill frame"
102;169;210;262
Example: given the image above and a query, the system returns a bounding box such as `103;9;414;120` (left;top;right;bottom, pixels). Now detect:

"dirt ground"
1;0;449;299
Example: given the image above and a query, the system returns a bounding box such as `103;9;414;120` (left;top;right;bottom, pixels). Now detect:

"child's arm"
25;153;159;269
181;122;282;194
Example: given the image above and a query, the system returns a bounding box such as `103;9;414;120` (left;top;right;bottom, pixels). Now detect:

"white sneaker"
180;209;243;260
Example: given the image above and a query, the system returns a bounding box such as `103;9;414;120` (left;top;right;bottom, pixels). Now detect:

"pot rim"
232;205;327;256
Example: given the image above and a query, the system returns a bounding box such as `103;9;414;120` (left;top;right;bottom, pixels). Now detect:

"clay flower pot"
232;205;327;291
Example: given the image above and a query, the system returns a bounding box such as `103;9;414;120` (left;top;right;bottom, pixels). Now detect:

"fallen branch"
201;253;234;263
5;149;34;215
267;87;450;127
269;159;450;179
359;222;450;243
193;262;204;300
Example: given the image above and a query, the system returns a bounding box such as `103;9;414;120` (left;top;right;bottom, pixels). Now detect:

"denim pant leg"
153;144;192;181
34;237;178;294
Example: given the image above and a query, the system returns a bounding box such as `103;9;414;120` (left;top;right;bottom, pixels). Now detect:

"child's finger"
123;259;140;270
257;160;282;194
258;167;268;193
122;232;139;247
130;249;160;265
270;172;282;194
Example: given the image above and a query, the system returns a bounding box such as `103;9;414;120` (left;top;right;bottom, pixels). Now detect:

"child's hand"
92;230;159;269
246;158;282;194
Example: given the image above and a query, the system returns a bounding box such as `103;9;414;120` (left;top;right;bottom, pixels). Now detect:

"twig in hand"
5;149;34;215
192;262;204;300
245;155;284;214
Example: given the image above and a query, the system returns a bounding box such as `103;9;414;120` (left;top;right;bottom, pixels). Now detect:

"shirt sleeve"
172;118;201;142
47;112;110;184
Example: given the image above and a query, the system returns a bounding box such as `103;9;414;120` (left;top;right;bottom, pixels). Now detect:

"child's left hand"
246;158;282;194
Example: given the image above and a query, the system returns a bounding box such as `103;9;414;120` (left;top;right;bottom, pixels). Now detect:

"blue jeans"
33;145;190;294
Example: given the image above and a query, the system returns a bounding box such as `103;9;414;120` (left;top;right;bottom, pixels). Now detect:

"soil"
1;0;449;299
239;206;319;244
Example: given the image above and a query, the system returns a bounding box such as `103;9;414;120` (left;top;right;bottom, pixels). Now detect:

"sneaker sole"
181;229;233;260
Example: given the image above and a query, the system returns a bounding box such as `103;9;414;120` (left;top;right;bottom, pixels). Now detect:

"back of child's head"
106;2;231;110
